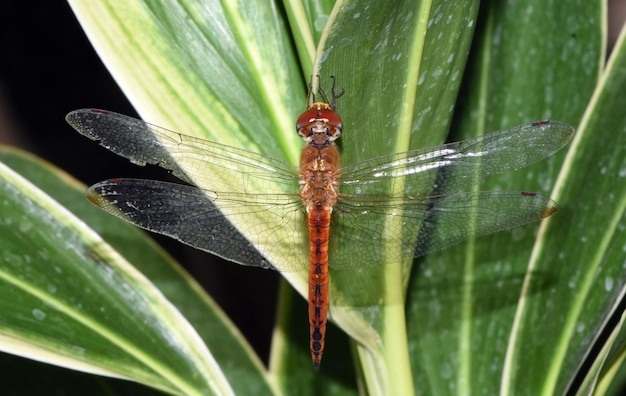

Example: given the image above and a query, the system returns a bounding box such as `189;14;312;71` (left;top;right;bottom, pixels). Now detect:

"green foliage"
0;0;624;394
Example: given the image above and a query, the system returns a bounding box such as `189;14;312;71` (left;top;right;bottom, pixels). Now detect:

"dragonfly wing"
87;179;308;271
338;120;574;197
329;191;557;269
66;109;300;194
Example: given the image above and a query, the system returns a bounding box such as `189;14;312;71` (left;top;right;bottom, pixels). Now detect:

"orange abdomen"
308;205;331;371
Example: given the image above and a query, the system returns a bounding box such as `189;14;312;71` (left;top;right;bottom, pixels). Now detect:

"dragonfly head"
296;102;343;146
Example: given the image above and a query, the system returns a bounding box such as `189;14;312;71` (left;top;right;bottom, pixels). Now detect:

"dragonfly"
66;78;574;370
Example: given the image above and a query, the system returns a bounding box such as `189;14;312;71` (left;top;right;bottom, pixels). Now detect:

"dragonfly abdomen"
307;205;331;371
299;135;340;370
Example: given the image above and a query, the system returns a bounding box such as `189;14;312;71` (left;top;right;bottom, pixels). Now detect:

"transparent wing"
86;179;308;271
337;120;575;197
329;191;557;269
71;110;573;272
66;109;300;193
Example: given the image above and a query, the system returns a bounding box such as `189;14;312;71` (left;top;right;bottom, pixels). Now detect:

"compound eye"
296;108;319;131
295;106;344;132
321;109;343;131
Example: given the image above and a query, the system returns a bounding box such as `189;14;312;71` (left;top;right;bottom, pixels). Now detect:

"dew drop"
32;309;46;321
605;277;614;292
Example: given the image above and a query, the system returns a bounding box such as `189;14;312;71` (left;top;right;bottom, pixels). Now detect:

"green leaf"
271;281;357;395
282;0;336;75
0;151;225;395
68;0;304;162
406;1;612;395
308;1;481;393
0;147;277;395
4;0;624;394
0;352;161;395
514;15;626;395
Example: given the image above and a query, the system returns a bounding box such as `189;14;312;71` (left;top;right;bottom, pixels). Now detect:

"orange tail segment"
308;206;331;371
